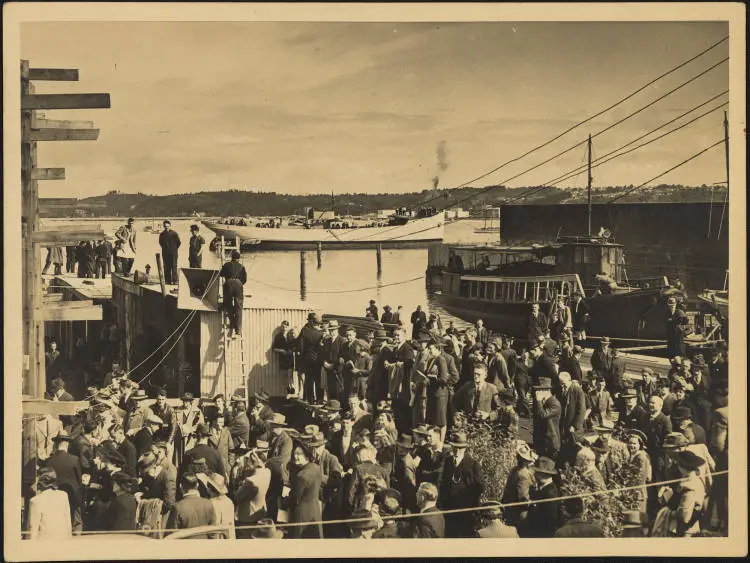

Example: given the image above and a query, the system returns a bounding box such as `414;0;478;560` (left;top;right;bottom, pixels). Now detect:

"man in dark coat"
619;387;649;434
438;431;485;538
181;423;226;479
166;473;216;537
590;337;613;380
266;414;293;521
102;472;138;531
671;406;707;446
112;424;138;477
298;313;325;403
228;397;250;448
409;482;445;538
554;497;606;537
219;251;247;338
133;414;162;459
665;296;690;359
559;345;584;382
410;305;427;341
646;395;673;482
45;431;83;527
532;378;562;459
158;220;181;285
608;348;627;400
526;303;548;347
321;320;345;402
529;341;559;389
558;372;586;465
187;224;206;268
570;291;591;343
521;456;561;538
140;451;177;517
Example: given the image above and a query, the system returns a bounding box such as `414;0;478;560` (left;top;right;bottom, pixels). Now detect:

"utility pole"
716;111;729;239
587;134;593;237
21;60;110;397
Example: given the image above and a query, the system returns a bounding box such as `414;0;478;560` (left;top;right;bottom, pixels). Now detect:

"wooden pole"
300;251;307;301
155;253;167;297
22;60;45;397
587;134;593;237
716;111;729;240
376;244;383;277
317;242;322;269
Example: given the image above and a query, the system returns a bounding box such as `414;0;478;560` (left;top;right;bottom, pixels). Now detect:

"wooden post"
22;60;44;397
300;251;307;301
376;244;383;277
316;242;322;269
155;253;167;297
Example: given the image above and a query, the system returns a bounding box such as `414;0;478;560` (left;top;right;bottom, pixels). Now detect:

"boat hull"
433;286;671;343
202;214;444;251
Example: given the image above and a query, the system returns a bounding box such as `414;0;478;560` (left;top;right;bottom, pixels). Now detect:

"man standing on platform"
188;224;206;269
298;312;325;403
158;220;181;285
219;250;247;339
115;218;137;276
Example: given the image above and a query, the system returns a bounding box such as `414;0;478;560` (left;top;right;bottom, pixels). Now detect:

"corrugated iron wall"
199;306;312;399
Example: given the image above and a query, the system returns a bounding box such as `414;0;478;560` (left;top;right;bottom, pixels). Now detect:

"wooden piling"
376;244;382;277
155;253;167;297
300;251;307;301
317;242;322;269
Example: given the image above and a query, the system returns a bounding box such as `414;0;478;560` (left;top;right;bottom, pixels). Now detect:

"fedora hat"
326;319;340;330
373;329;389;340
250;518;284;539
267;413;287;427
515;440;536;462
671;406;693;421
533;456;558;475
322;399;341;412
253;391;270;404
303;424;320;436
532;377;553;390
663;432;689;450
307;312;321;323
195;422;212;437
383;305;392;311
446;431;469;449
254;440;270;452
131;389;148;401
396;434;413;449
205;472;229;495
621;387;638;399
343;324;357;333
600;337;611;344
348;509;379;531
412;424;431;437
146;414;164;426
673;449;706;470
307;432;327;448
592;424;614;435
590;436;610;454
52;430;73;443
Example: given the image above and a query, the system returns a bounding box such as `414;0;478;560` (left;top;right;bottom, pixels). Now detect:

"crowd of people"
24;294;729;541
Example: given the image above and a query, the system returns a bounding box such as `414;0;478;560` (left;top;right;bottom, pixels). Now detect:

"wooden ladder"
217;236;248;409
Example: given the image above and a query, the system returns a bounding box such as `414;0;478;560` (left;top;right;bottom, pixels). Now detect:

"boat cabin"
442;273;585;304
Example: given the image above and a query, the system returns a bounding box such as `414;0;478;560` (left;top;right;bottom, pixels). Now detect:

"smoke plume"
432;141;449;189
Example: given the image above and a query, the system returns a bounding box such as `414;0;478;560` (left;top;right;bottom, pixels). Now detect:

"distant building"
376;209;396;219
445;207;470;220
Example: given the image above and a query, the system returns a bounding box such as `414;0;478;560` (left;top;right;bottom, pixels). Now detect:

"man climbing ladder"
220;250;247;339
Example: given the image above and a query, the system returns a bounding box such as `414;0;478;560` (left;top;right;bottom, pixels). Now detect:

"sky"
20;20;730;199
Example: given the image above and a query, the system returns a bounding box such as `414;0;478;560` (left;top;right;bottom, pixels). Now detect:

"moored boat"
202;208;444;250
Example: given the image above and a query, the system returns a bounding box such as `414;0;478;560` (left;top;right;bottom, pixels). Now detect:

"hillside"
44;184;727;218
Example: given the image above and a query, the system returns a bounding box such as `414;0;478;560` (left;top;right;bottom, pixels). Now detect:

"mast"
587;134;593;237
331;188;335;216
716;111;729;239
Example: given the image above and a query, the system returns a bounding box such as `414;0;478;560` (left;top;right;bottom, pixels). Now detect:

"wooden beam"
21;93;111;110
28;68;79;81
32;168;66;181
32;117;95;129
23;398;89;416
42;293;65;302
32;230;105;244
29;128;100;141
42;302;102;322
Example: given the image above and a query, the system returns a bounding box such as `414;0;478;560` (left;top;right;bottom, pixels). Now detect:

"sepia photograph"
3;3;746;560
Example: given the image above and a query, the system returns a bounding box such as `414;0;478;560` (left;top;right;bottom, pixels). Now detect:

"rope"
21;470;729;536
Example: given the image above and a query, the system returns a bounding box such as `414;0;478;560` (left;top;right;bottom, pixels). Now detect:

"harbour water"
42;218;499;330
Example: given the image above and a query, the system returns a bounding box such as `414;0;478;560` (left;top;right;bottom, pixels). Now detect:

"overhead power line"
605;139;726;204
440;35;729;194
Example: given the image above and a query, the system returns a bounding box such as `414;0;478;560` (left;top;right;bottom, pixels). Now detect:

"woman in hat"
248;517;284;539
201;472;235;539
28;468;73;540
670;450;707;536
626;429;652;513
501;441;536;528
286;440;323;538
